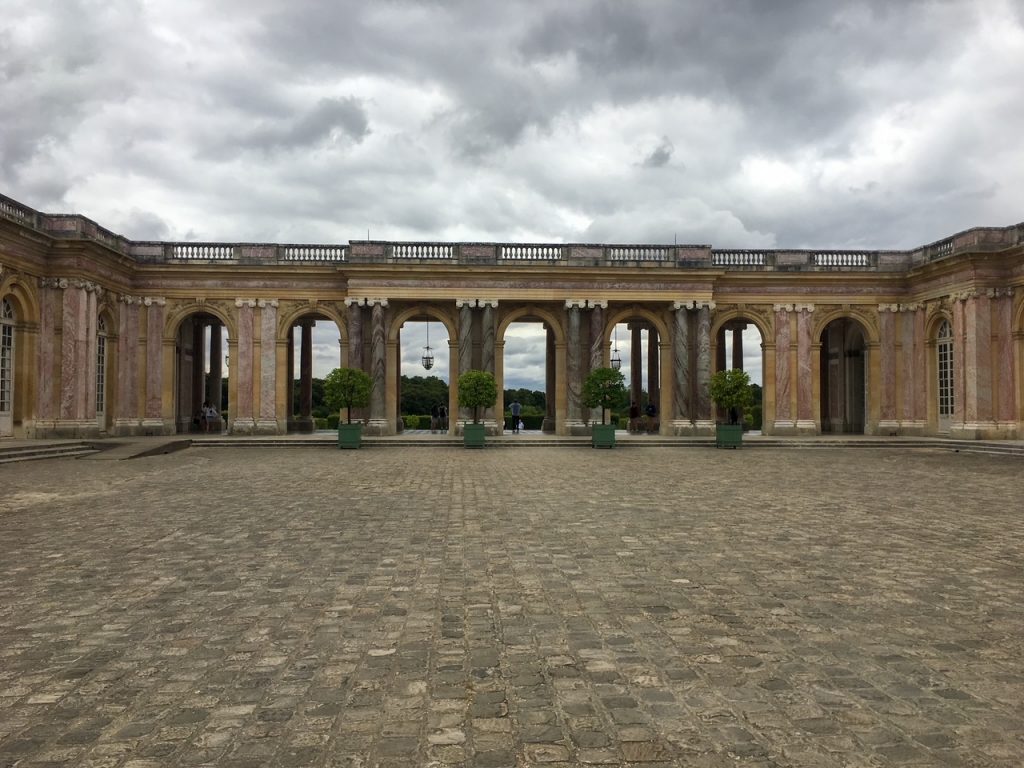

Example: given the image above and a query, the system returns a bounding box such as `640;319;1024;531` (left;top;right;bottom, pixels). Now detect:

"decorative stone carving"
234;298;257;308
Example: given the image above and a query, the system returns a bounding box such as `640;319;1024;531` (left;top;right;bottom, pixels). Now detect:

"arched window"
96;316;108;419
937;319;953;430
1;298;15;435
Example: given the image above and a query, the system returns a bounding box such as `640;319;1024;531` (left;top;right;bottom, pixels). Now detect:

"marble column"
773;305;793;429
716;328;727;374
36;279;59;427
695;304;712;429
457;300;475;423
143;297;165;429
370;301;387;429
567;303;582;427
208;324;223;423
115;296;140;431
481;302;496;375
59;282;88;423
899;305;922;431
544;327;556;432
672;305;692;424
913;307;927;424
191;321;205;426
347;301;363;369
963;292;993;434
647;325;659;409
994;289;1016;431
630;323;642;406
588;304;604;423
878;306;898;429
233;299;256;433
258;299;279;433
299;320;313;430
84;288;98;422
731;326;744;370
796;307;814;430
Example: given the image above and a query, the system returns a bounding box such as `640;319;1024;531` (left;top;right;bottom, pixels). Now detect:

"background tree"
400;375;450;416
323;367;373;424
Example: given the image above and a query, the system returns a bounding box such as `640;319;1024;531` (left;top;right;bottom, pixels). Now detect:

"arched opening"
399;318;451;433
609;319;660;432
174;313;228;434
714;319;766;432
819;317;867;433
936;318;954;434
0;297;15;437
502;321;549;433
288;316;344;432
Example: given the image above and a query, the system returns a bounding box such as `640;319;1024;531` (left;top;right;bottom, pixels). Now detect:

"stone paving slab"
0;446;1022;767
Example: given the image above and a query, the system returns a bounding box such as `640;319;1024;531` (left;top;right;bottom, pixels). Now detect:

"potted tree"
324;367;373;449
708;368;754;448
458;370;497;448
582;366;627;448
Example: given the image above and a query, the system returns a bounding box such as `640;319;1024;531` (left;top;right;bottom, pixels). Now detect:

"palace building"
1;191;1021;440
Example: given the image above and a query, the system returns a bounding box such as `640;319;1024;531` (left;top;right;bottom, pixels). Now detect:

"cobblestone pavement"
1;446;1022;768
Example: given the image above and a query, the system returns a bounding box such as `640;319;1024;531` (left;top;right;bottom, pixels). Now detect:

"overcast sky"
5;0;1022;389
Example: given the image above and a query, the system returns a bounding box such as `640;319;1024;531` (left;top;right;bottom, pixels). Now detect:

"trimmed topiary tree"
457;370;497;425
323;367;373;424
582;366;627;425
708;368;754;424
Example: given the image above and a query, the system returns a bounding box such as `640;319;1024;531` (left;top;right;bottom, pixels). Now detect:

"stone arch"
0;278;39;438
388;304;458;345
497;304;567;434
277;304;348;433
818;314;872;434
278;302;348;343
168;304;235;435
95;303;117;432
812;306;880;347
605;305;670;341
709;309;769;430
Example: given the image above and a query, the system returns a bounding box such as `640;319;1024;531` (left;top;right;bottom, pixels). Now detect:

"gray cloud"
2;0;1020;256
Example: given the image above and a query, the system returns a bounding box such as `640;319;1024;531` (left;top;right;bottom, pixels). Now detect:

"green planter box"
591;423;617;449
715;423;743;449
463;423;486;448
338;423;363;449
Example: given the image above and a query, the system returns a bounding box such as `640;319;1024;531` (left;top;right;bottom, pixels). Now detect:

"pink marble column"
235;299;255;427
144;299;165;422
60;284;88;421
995;290;1015;427
36;280;58;422
258;299;278;430
630;323;643;406
84;289;98;421
731;326;744;370
347;301;363;369
878;307;897;425
899;307;916;426
913;307;927;423
116;297;140;425
796;308;814;425
774;307;792;426
647;325;659;407
964;293;993;427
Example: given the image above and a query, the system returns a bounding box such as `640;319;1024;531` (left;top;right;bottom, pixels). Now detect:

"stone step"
0;445;100;464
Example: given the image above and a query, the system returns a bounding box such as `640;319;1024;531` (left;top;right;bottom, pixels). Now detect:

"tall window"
937;319;953;420
1;299;14;432
96;317;107;417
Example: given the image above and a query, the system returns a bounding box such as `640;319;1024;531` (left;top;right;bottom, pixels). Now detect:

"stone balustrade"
2;191;1022;272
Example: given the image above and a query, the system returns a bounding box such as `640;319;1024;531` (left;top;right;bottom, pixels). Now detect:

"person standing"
509;399;522;433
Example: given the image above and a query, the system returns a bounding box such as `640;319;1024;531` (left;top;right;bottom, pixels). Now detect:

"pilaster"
257;299;280;434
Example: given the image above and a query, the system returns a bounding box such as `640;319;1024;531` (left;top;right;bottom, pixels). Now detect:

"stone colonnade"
1;277;1021;440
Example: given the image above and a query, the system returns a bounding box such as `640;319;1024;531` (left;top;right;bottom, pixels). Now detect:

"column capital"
119;294;143;305
953;289;977;302
987;287;1015;298
456;298;497;308
900;302;924;311
257;298;279;308
878;303;900;312
143;296;166;306
345;297;389;307
794;303;814;312
673;300;696;310
235;298;257;308
773;303;793;312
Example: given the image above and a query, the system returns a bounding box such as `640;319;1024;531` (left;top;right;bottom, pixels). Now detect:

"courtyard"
0;446;1022;767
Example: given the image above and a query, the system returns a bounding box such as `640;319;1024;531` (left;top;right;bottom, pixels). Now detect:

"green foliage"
708;369;755;424
402;414;420;429
400;375;449;416
502;388;546;411
323;367;373;424
581;367;627;425
326;414;340;430
314;417;328;430
458;370;497;424
291;377;325;416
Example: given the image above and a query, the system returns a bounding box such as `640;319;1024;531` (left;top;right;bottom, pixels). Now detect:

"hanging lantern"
611;325;622;370
421;321;434;370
